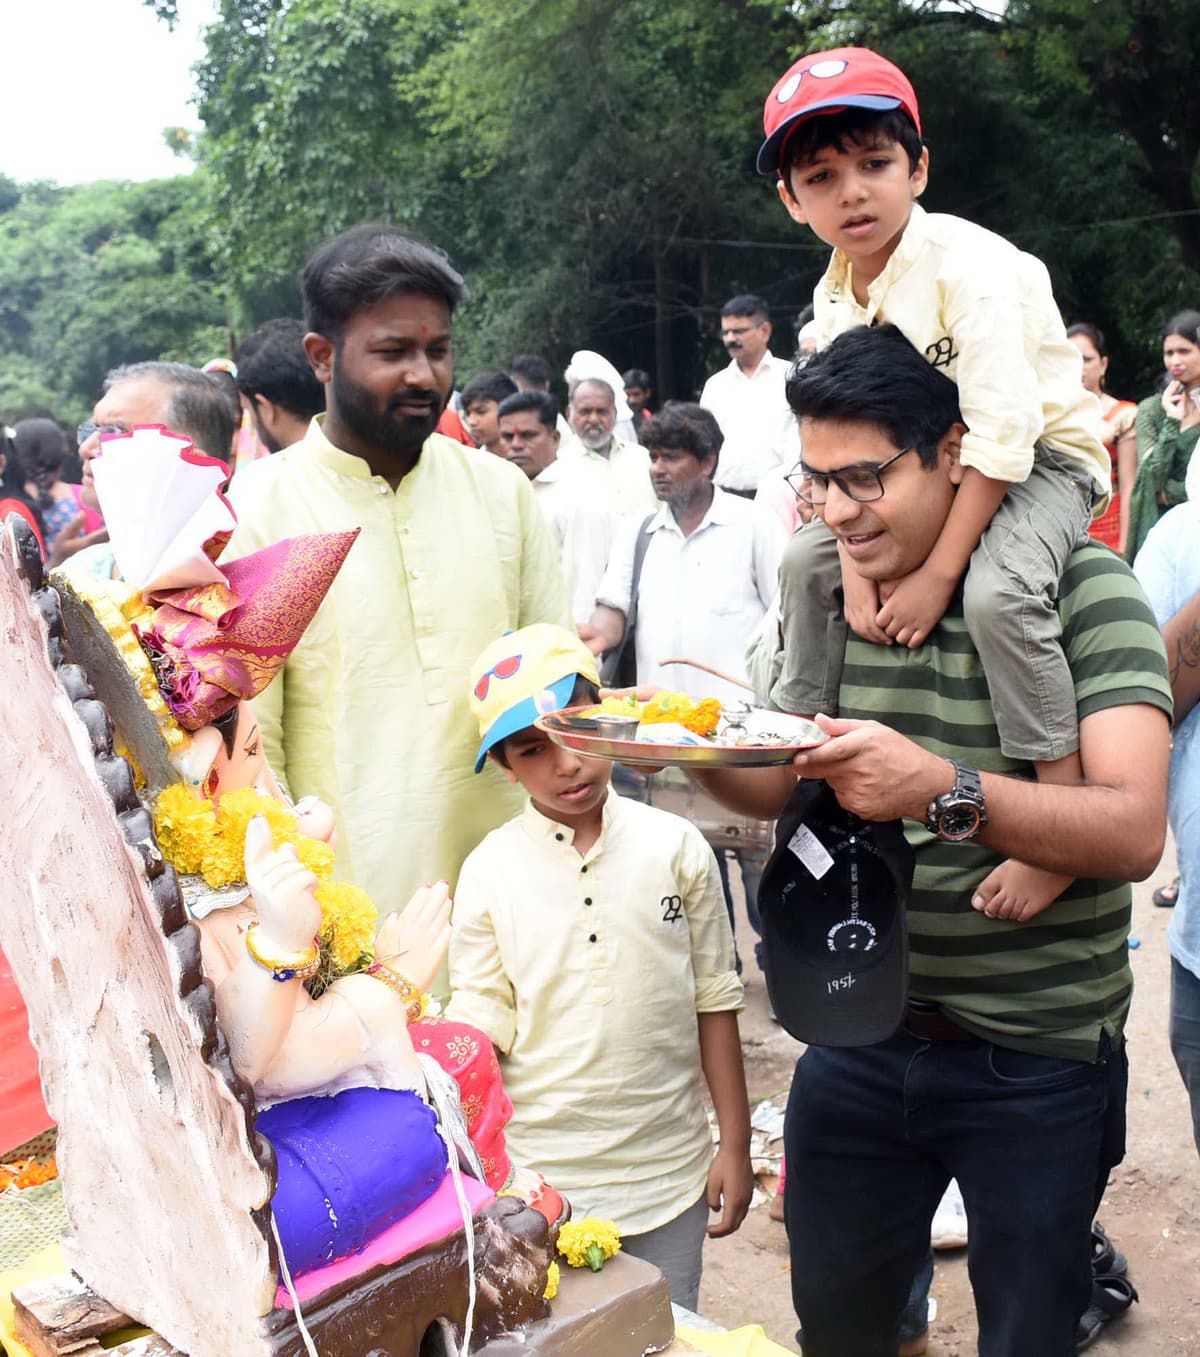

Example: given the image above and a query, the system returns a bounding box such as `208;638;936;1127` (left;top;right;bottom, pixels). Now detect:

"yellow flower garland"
71;579;379;988
543;1261;560;1301
65;577;188;757
556;1218;622;1272
153;784;377;985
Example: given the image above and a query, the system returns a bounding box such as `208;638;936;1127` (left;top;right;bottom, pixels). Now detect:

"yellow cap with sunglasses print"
469;624;601;773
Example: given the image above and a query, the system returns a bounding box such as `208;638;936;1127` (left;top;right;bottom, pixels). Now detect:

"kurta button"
588;933;597;943
581;865;588;874
584;897;592;906
555;833;564;842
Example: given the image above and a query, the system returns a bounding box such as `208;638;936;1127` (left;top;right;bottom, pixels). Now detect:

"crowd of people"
4;39;1200;1357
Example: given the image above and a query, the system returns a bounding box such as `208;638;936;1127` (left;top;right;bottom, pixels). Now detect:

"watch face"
938;802;982;842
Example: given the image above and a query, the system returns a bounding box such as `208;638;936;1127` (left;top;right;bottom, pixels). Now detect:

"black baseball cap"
758;779;914;1047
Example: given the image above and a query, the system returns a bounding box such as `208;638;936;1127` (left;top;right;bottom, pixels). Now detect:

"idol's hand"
243;814;321;952
374;881;453;994
293;795;337;847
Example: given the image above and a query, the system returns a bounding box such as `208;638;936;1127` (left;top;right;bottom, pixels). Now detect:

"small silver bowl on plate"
585;713;641;740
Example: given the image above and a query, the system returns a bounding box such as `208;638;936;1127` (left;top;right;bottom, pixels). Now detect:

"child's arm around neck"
875;467;1007;647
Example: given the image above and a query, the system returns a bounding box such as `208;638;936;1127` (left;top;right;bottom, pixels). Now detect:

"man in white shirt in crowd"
700;293;795;497
566;377;657;521
499;390;616;627
582;402;786;964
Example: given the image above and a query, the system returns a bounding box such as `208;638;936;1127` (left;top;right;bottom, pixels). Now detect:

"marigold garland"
679;698;722;737
315;880;378;971
0;1158;58;1193
543;1261;560;1301
66;577;186;755
556;1218;622;1272
153;784;377;995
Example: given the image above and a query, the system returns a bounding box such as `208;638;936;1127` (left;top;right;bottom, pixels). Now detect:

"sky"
2;0;219;186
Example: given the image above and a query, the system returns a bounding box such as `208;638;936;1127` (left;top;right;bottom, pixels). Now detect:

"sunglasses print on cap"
776;58;849;103
474;652;522;701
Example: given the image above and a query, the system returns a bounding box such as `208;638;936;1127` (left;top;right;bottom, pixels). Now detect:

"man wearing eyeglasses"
53;362;238;573
698;322;1172;1355
699;293;796;498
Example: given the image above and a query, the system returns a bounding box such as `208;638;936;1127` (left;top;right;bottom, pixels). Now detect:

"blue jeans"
715;847;766;970
1170;957;1200;1155
783;1029;1127;1357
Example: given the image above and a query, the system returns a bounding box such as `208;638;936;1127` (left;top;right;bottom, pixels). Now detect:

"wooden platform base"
12;1253;678;1357
12;1272;177;1356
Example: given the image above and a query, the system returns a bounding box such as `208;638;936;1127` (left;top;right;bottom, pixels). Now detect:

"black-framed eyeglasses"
76;421;127;447
785;446;916;505
720;322;765;339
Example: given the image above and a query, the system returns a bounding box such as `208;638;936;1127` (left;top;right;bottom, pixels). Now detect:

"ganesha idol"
68;426;562;1285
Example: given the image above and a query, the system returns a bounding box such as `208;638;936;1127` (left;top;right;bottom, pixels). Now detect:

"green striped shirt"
839;544;1172;1060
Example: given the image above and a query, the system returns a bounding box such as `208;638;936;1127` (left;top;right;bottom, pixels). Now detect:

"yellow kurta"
225;418;571;917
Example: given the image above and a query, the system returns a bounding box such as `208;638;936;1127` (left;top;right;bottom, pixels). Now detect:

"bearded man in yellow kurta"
227;225;571;925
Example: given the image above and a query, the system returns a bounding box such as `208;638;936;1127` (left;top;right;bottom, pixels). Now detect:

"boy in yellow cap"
446;623;753;1309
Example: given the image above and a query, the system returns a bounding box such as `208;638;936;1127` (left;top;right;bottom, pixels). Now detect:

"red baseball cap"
757;47;922;178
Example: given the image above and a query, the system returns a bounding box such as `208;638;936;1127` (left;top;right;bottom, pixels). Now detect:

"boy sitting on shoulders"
760;46;1112;925
446;624;753;1309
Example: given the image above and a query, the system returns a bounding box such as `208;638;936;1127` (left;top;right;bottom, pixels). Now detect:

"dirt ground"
698;838;1200;1354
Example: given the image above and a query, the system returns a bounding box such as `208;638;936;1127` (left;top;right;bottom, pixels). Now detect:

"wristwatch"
925;761;988;842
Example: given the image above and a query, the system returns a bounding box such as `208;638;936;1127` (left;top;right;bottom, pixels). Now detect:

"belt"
903;1001;975;1043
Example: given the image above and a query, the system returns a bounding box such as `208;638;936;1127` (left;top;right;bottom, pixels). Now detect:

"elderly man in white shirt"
498;389;617;627
700;293;796;497
583;402;785;965
565;376;658;521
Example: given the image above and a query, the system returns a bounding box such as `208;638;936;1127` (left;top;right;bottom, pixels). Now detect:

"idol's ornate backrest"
0;516;280;1356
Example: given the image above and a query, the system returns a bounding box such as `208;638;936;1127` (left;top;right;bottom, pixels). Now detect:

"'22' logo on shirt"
661;895;684;923
925;336;958;370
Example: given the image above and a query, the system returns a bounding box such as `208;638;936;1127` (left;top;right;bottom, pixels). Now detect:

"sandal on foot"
1090;1222;1127;1277
1076;1273;1138;1351
1153;876;1180;907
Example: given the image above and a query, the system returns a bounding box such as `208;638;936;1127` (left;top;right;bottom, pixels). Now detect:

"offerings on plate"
587;691;722;742
540;691;828;768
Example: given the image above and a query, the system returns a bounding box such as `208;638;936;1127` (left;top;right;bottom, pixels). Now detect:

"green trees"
178;0;1200;397
0;175;226;421
3;0;1197;418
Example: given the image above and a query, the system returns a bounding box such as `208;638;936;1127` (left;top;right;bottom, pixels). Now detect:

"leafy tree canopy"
0;175;226;422
5;0;1199;424
178;0;1198;396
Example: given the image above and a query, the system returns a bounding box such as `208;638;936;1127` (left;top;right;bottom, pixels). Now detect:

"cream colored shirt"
813;203;1110;495
447;793;743;1234
530;455;618;625
224;418;571;918
561;435;658;521
700;352;797;493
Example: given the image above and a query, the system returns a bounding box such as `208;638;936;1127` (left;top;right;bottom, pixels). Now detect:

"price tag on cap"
788;823;834;879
